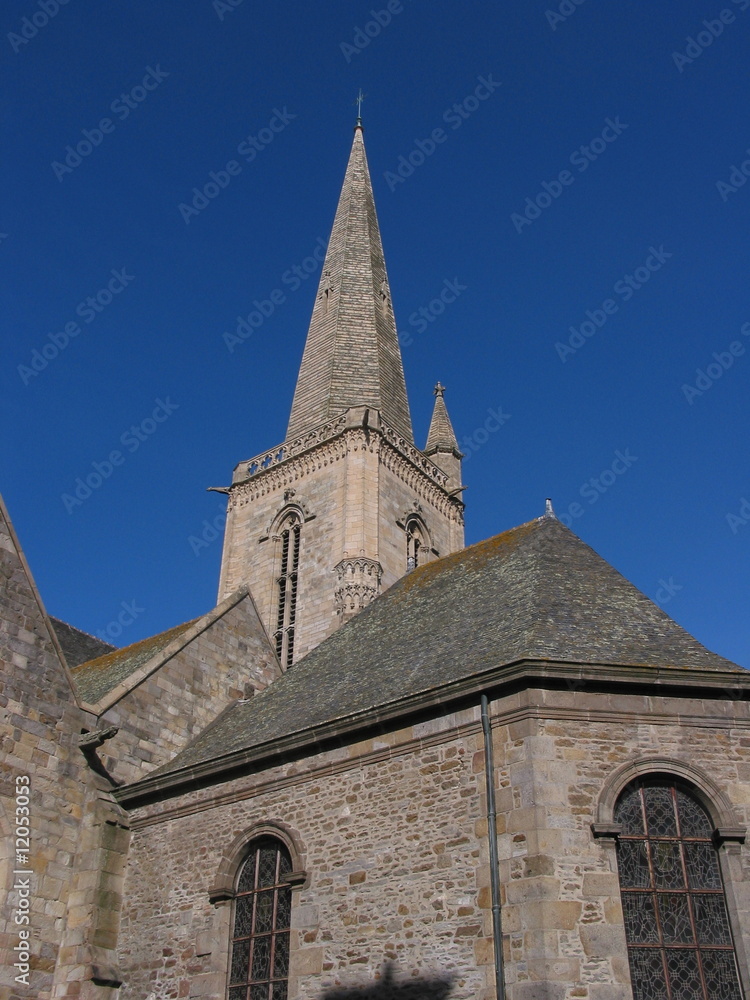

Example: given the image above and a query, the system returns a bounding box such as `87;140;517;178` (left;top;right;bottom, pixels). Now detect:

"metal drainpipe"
481;693;506;1000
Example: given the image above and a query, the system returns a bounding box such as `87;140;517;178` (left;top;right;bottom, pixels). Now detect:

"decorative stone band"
232;412;349;484
334;557;383;616
228;407;464;524
233;409;447;486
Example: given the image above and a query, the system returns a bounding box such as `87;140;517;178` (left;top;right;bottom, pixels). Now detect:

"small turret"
424;383;463;492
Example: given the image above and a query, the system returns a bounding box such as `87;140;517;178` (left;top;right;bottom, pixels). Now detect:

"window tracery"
228;837;292;1000
614;777;743;1000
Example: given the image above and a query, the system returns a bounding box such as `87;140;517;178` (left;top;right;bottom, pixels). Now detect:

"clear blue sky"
3;1;749;666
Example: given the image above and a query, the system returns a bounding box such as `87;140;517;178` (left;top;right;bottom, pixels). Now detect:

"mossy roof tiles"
150;515;744;779
71;619;198;704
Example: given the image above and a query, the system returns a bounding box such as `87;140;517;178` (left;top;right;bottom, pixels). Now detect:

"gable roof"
49;617;116;669
139;514;745;786
72;619;198;706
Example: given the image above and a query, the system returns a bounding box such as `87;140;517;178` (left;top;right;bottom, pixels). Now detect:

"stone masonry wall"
220;435;349;660
92;596;281;789
493;686;750;1000
219;414;463;662
0;502;118;1000
117;706;495;1000
117;684;750;1000
376;459;459;590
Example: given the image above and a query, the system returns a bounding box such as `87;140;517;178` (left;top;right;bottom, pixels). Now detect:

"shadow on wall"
323;963;454;1000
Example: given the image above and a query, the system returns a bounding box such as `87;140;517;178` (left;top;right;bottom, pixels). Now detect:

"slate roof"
71;619;198;704
148;515;744;781
49;617;116;668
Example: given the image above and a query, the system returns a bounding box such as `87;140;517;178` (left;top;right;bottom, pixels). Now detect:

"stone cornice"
114;657;750;809
228;407;464;520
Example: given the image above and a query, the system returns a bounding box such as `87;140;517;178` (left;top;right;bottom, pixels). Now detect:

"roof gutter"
481;693;506;1000
114;658;750;808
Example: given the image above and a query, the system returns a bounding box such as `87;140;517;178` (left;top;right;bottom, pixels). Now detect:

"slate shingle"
49;617;116;669
148;515;744;780
71;619;198;704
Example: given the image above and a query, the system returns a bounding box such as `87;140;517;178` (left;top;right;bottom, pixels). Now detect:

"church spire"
286;124;414;444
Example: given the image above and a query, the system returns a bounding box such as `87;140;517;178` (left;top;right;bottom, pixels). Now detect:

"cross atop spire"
355;89;366;126
286;125;414;443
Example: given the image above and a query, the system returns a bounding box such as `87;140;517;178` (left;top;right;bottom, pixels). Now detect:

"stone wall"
117;706;494;1000
218;410;463;663
116;683;750;1000
493;686;750;1000
91;594;280;788
0;500;120;1000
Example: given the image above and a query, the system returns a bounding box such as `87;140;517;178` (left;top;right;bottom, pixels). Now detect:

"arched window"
614;777;743;999
273;513;301;667
405;516;425;571
228;837;292;1000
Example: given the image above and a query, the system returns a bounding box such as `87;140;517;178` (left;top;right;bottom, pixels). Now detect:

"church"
2;118;750;1000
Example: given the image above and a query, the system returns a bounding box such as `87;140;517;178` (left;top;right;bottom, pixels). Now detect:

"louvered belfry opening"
228;838;292;1000
274;515;301;667
614;777;743;1000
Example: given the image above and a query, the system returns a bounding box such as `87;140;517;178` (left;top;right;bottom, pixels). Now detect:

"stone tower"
218;121;465;664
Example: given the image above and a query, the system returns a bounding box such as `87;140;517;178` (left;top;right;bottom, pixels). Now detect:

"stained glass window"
229;838;293;1000
273;514;301;667
614;779;743;1000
